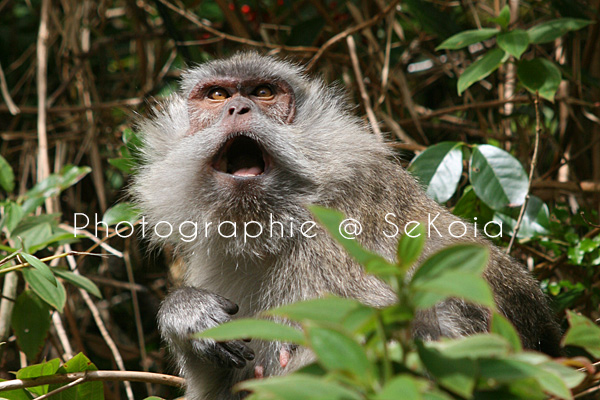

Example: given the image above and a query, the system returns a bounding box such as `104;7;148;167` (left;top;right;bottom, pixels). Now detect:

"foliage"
197;206;594;400
1;0;599;398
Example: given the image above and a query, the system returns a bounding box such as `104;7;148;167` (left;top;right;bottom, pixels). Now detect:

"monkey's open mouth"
213;135;269;177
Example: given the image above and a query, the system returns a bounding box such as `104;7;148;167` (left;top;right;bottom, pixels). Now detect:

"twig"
63;244;134;400
507;92;542;253
36;0;52;212
123;248;152;395
0;62;19;115
0;370;185;392
35;377;85;399
346;36;383;141
155;0;319;53
307;0;400;70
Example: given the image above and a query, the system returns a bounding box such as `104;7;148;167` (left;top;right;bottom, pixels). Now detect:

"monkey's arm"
157;286;255;369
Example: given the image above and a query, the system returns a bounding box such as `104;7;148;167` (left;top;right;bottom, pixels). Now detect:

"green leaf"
436;28;499;50
197;319;305;344
0;383;34;399
309;206;397;274
238;374;362;400
527;18;593;44
469;144;528;210
52;269;102;298
22;166;90;214
375;374;424;400
425;334;511;359
497;29;529;59
20;253;57;286
102;202;140;226
408;142;463;203
267;297;363;324
458;48;506;94
411;244;489;284
452;186;494;223
0;202;24;234
494;196;551;239
49;353;103;400
563;311;600;358
22;267;66;312
416;341;476;398
491;312;523;352
479;357;572;399
517;58;562;101
412;271;495;309
397;223;425;270
11;291;51;363
0;155;15;193
15;358;61;396
308;327;373;382
489;5;510;29
410;244;493;309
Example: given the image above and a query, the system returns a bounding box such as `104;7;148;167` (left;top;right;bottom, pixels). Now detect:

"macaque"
133;53;561;400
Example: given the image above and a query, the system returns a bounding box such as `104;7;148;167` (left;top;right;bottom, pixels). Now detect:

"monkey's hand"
158;286;255;369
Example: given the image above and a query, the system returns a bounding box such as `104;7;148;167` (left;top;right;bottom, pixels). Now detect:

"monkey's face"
134;53;389;251
187;78;295;181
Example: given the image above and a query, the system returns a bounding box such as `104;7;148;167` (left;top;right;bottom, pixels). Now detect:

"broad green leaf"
108;157;134;174
416;341;476;398
527;18;593;44
20;253;56;286
425;334;510;359
452;186;494;223
539;360;585;389
309;206;396;273
497;29;529;59
238;374;362;400
491;312;523;352
411;244;489;284
22;166;90;214
479;357;572;399
0;155;15;193
397;223;425;270
469;145;528;210
436;28;499;50
458;48;506;94
11;291;51;363
494;196;551;239
375;374;424;400
489;5;510;29
16;358;61;396
22;267;66;312
408;142;463;203
267;297;363;324
412;271;495;309
49;353;103;400
308;327;373;381
52;269;102;298
0;202;24;234
0;384;34;399
102;202;140;226
517;58;562;101
197;319;305;344
563;311;600;358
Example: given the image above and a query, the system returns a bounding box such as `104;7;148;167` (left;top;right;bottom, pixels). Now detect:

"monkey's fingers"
216;340;255;369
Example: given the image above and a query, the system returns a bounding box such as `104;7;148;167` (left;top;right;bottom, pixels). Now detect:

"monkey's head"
133;52;391;253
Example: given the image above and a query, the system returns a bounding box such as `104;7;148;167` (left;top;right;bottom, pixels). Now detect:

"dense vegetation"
0;0;599;399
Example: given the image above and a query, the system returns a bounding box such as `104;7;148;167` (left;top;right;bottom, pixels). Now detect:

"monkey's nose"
228;105;250;115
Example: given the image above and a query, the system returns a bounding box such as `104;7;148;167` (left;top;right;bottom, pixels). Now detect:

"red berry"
241;4;251;13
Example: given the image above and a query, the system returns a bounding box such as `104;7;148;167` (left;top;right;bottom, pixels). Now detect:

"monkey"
132;52;562;400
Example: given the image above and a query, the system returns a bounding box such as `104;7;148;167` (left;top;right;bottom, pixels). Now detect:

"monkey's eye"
207;87;230;100
252;85;274;99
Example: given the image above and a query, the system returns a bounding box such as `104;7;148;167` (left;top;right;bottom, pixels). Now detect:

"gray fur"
132;52;561;400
